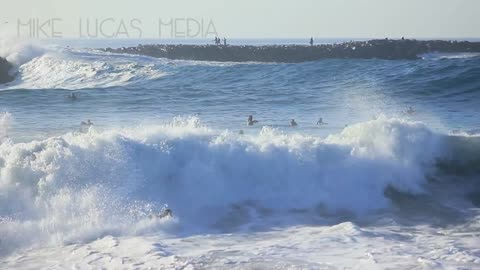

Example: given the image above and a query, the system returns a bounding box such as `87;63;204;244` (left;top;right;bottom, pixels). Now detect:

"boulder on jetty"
0;57;14;84
104;39;480;63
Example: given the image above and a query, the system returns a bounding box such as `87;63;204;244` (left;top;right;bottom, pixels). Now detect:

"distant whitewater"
1;38;480;269
0;41;167;89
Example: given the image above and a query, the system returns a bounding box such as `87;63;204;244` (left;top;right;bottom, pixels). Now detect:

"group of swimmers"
246;107;414;128
67;93;95;131
247;115;327;127
214;37;312;46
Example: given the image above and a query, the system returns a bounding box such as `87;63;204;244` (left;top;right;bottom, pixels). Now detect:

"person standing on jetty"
223;38;227;46
310;37;314;46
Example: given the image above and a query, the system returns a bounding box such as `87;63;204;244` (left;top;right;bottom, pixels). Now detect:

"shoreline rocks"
104;39;480;63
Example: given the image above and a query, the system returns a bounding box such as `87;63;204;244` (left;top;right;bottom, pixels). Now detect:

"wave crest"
0;116;477;254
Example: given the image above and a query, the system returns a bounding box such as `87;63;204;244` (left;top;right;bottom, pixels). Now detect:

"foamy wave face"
0;38;45;67
0;117;453;254
8;49;167;89
0;38;168;90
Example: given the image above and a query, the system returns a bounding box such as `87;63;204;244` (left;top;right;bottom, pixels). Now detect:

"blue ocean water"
1;39;480;263
1;41;479;141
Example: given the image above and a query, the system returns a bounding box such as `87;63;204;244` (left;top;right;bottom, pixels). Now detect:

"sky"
1;0;479;39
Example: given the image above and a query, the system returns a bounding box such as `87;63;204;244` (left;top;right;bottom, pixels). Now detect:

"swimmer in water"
68;92;77;100
154;205;173;219
406;106;416;115
148;208;173;219
157;208;173;219
317;117;327;125
81;119;93;126
247;115;259;126
79;119;93;133
290;119;298;127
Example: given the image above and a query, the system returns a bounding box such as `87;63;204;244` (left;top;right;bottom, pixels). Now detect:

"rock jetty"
104;39;480;63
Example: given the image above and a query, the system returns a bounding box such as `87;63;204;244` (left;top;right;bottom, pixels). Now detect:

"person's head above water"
247;115;257;125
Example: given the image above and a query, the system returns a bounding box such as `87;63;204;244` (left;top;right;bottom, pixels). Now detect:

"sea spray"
2;49;166;90
0;38;45;67
1;116;472;255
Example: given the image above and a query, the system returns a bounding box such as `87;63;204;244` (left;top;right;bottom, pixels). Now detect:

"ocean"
1;38;480;269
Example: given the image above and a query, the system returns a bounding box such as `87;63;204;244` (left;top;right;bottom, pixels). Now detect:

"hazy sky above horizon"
1;0;479;39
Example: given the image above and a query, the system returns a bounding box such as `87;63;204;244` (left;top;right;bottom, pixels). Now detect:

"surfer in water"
81;119;93;126
68;92;77;100
157;208;173;219
80;119;93;133
290;119;298;127
406;106;416;115
317;117;327;125
149;205;173;219
247;115;259;126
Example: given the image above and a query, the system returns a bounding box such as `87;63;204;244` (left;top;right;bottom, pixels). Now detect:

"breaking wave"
1;116;479;255
0;39;167;90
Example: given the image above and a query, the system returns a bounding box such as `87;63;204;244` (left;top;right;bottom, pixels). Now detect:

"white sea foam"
421;52;480;60
2;37;479;269
0;38;45;67
1;116;479;268
0;39;167;90
0;116;466;254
